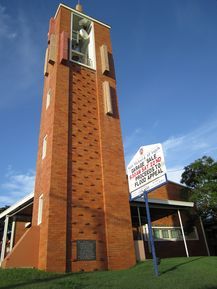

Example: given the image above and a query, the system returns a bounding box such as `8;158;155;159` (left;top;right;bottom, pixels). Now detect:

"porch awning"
0;193;34;219
131;197;194;209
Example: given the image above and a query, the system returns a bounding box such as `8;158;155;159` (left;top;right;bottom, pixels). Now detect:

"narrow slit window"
42;135;47;160
46;89;51;110
37;194;43;225
103;81;113;115
44;48;49;76
100;44;109;74
48;34;56;64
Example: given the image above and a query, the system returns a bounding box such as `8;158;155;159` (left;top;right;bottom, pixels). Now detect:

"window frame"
144;225;199;241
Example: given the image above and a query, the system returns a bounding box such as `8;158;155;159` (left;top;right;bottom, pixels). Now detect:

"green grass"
0;257;217;289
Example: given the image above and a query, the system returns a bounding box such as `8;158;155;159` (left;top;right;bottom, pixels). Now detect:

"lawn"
0;257;217;289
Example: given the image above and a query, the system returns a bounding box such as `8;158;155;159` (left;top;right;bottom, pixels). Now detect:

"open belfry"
2;3;136;272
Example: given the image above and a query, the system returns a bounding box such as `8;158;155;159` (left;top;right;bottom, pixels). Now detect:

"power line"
167;168;184;172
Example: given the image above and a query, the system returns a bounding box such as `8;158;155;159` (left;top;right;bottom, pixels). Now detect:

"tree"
181;156;217;219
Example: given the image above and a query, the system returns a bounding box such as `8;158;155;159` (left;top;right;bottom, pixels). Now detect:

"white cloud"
0;5;17;40
163;136;184;155
124;116;217;184
167;167;184;184
163;117;217;182
0;5;42;108
162;117;217;167
0;167;35;207
124;128;145;166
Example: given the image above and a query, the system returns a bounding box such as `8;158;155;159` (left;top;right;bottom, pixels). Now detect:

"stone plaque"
77;240;96;261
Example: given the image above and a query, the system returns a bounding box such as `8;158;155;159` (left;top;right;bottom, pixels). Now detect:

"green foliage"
0;206;9;214
181;156;217;218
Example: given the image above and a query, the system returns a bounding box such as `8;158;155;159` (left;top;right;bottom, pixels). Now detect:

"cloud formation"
0;167;35;207
124;128;146;166
124;116;217;184
0;5;17;40
0;4;42;109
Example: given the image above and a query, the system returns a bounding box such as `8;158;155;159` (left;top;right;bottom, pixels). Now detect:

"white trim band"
135;197;194;208
54;3;111;29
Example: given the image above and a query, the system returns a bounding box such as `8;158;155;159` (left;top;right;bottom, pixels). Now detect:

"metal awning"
131;197;194;209
0;193;34;219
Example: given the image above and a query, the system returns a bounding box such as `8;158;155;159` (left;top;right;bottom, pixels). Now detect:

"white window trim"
42;135;47;160
144;225;199;241
46;89;51;110
70;13;96;70
37;194;43;225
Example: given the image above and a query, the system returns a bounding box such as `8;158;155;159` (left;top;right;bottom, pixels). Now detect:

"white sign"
127;143;167;200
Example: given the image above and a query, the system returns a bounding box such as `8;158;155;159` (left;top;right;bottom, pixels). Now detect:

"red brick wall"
3;226;40;269
14;221;27;245
149;181;188;201
31;5;135;272
32;6;70;272
93;22;135;270
68;64;108;272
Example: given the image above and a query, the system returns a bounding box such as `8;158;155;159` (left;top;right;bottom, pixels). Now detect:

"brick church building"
0;3;209;272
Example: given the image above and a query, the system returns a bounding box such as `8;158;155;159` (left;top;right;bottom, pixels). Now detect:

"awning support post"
0;215;9;265
199;217;210;256
177;209;189;257
9;217;16;252
137;205;144;241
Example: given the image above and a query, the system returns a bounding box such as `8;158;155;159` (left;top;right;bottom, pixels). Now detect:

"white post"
145;224;152;253
0;215;9;265
177;209;189;257
9;218;16;252
199;217;210;256
137;206;143;240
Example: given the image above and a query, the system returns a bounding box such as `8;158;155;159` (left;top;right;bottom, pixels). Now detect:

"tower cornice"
54;3;111;29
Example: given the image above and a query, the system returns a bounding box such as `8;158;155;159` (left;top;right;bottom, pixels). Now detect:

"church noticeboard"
127;143;167;200
77;240;96;261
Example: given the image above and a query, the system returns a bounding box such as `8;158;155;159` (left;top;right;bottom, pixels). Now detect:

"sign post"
127;143;167;277
144;191;159;276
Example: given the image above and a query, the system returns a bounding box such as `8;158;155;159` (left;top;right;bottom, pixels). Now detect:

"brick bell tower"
20;3;136;272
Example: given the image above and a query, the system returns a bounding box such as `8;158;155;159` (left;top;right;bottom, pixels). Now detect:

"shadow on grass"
202;287;217;289
160;257;204;275
0;272;87;289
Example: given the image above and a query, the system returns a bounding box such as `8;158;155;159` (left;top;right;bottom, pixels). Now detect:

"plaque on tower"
77;240;96;261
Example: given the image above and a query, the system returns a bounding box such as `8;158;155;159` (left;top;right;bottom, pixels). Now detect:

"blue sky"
0;0;217;207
